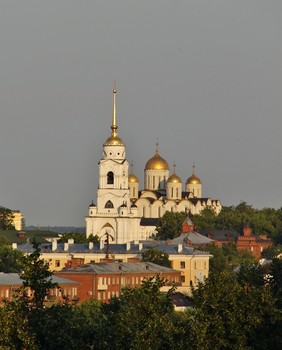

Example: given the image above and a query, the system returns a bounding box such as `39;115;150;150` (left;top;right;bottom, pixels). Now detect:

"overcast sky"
0;1;281;226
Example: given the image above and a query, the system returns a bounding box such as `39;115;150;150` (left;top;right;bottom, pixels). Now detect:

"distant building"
85;84;222;243
200;223;272;259
14;239;212;291
169;216;214;247
56;262;181;303
12;210;25;231
0;273;79;304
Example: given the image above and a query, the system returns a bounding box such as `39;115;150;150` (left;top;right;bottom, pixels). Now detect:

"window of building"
107;171;114;184
180;261;185;269
171;188;174;197
98;292;101;300
194;261;197;269
204;261;207;269
105;200;114;208
55;260;60;267
181;276;185;283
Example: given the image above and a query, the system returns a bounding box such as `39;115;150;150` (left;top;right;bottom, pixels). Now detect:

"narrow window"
107;171;114;184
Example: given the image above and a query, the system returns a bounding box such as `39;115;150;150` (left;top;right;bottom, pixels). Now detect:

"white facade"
86;85;222;242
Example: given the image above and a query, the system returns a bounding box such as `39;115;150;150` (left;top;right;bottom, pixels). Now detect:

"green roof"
0;230;60;244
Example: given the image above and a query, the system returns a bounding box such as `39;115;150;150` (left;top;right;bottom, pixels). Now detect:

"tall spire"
173;161;176;174
155;138;159;155
111;81;118;137
192;161;195;175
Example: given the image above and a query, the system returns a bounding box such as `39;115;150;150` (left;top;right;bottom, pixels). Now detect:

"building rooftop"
0;273;78;286
16;240;212;257
58;261;179;275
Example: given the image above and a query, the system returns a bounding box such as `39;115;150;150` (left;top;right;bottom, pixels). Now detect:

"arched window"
107;171;114;184
105;200;114;208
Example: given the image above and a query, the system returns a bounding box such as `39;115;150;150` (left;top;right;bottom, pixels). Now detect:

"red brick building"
201;224;272;259
56;262;181;303
0;273;79;304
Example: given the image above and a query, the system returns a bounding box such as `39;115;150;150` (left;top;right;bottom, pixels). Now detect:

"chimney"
64;243;69;251
89;242;94;250
126;242;131;251
178;244;183;253
52;240;57;251
100;240;104;250
12;243;17;249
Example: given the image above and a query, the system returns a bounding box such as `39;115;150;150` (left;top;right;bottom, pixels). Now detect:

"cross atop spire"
155;138;159;155
130;161;134;174
192;161;195;175
111;81;118;137
173;161;176;174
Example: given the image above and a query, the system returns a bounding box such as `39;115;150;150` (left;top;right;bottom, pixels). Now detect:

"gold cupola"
167;162;182;184
186;163;202;185
145;142;169;170
103;81;125;146
128;163;139;183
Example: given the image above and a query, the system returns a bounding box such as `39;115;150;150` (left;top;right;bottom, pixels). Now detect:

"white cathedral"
85;84;222;243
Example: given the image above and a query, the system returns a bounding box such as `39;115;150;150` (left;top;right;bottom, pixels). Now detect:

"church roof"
145;143;169;171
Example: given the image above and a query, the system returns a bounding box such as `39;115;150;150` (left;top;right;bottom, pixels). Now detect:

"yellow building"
12;210;25;231
14;240;211;293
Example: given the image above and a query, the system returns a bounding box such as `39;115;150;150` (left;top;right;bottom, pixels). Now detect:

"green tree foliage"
17;243;58;309
189;268;281;350
103;276;189;350
58;232;99;243
0;207;15;230
141;247;171;267
192;201;282;245
261;245;282;259
155;211;186;240
0;245;23;272
199;242;256;274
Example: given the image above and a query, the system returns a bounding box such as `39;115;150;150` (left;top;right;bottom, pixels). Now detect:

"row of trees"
155;202;282;245
0;245;281;349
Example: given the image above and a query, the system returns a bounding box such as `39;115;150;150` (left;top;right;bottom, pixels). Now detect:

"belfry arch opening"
107;171;114;184
105;200;114;208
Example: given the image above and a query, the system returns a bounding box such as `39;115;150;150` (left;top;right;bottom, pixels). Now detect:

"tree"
103;276;189;350
141;247;171;267
189;269;280;350
155;211;186;240
0;207;15;230
0;245;23;272
59;232;99;243
17;242;58;309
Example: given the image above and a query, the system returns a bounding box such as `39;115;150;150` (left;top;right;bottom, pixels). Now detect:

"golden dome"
145;143;169;170
128;173;139;183
186;174;201;185
167;173;182;184
186;163;201;184
104;135;125;146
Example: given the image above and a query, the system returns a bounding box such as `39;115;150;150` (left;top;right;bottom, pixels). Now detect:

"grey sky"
0;1;281;226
